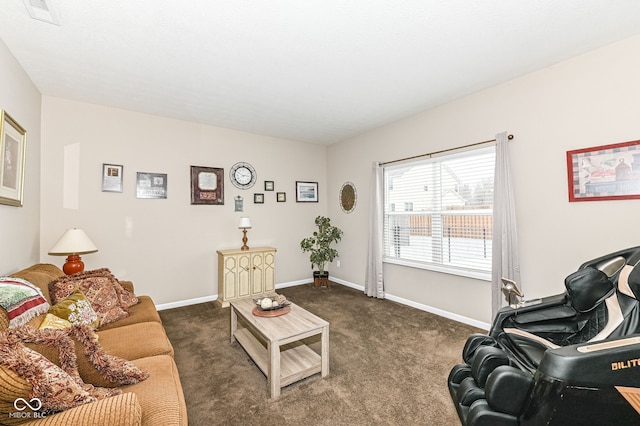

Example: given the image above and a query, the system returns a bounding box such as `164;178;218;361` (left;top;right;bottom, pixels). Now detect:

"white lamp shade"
238;217;252;229
48;228;98;255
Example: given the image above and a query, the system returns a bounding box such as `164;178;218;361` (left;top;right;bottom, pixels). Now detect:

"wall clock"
230;162;257;189
340;182;357;213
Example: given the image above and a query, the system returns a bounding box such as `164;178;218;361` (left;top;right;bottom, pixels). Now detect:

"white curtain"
491;131;521;318
365;161;385;298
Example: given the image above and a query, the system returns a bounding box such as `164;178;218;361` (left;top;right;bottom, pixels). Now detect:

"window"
383;146;495;280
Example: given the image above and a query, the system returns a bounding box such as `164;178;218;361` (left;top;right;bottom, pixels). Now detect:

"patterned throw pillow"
38;313;72;330
48;270;130;327
19;346;96;414
0;343;96;419
112;280;139;309
0;277;50;328
48;290;99;329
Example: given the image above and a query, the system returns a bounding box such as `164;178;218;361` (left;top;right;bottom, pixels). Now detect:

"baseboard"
156;278;491;330
156;295;218;311
156;278;312;310
276;278;312;288
384;293;491;330
330;276;364;291
330;277;491;330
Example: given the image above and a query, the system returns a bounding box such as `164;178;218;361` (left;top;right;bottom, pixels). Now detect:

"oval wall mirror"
340;182;357;213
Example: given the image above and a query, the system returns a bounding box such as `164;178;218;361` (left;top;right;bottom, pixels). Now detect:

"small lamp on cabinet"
48;228;98;275
239;217;251;251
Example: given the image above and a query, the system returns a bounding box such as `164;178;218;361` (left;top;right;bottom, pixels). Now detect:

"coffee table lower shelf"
234;328;322;387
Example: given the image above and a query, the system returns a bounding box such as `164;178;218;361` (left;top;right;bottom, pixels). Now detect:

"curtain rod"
380;134;514;166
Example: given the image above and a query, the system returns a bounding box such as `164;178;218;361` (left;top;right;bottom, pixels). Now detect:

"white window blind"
383;146;495;279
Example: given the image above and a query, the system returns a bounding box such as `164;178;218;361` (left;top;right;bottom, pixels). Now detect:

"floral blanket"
0;277;50;327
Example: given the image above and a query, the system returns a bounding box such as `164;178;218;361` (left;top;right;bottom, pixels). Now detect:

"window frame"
382;145;495;281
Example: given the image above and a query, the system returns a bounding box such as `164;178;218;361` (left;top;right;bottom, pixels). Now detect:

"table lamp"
48;228;98;275
239;217;251;251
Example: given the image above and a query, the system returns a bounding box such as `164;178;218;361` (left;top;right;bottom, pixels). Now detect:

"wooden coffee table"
230;298;329;398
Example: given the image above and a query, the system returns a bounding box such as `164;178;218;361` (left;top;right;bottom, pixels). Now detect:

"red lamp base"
63;254;85;275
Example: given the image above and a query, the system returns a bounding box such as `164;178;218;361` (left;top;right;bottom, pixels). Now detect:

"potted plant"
300;215;343;287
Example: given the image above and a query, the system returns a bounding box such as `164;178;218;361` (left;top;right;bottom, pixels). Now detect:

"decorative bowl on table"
253;294;290;312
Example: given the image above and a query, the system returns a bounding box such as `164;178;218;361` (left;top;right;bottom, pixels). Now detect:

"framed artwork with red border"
567;139;640;202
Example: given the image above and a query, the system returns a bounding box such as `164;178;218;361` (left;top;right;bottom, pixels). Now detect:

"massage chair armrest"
537;335;640;386
489;294;568;338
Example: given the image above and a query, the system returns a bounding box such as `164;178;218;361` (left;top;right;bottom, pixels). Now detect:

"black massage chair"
448;246;640;425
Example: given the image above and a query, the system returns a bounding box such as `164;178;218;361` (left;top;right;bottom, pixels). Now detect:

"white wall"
40;98;327;304
0;40;41;274
328;34;640;324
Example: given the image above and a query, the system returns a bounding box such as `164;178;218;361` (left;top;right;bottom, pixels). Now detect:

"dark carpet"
159;283;482;426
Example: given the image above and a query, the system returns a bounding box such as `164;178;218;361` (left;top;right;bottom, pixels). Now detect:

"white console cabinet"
217;246;276;307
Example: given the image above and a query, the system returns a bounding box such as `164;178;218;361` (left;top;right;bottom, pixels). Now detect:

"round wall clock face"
230;162;257;189
340;182;357;213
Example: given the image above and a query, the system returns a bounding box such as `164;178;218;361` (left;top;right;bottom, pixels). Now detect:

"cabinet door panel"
251;253;264;294
238;253;251;297
223;256;238;300
263;251;275;292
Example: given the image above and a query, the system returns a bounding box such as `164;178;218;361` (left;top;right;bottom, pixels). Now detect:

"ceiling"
2;1;640;145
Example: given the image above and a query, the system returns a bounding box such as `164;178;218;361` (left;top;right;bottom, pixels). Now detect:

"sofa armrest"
119;280;135;294
22;392;142;426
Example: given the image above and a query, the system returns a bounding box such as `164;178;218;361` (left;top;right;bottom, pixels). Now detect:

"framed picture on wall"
0;111;27;207
277;192;286;202
102;163;123;192
136;172;168;199
190;166;224;205
567;139;640;202
296;181;318;202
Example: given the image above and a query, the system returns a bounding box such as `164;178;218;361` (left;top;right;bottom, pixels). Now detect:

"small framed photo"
264;180;274;191
254;193;264;204
567;139;640;202
277;192;286;202
102;163;123;192
136;172;167;199
296;181;318;202
0;111;26;207
191;166;224;205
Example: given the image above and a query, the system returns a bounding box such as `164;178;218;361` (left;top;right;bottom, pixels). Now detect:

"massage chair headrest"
564;267;614;313
618;252;640;300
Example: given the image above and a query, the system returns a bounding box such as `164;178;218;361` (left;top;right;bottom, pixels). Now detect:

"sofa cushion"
27;321;173;388
21;392;143;426
97;296;161;331
48;290;99;329
0;363;34;425
49;270;129;327
125;355;188;426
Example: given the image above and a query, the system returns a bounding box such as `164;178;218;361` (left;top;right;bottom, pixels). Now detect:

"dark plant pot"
313;271;329;288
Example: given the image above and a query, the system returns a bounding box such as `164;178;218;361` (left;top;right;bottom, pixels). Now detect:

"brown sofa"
0;264;187;426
